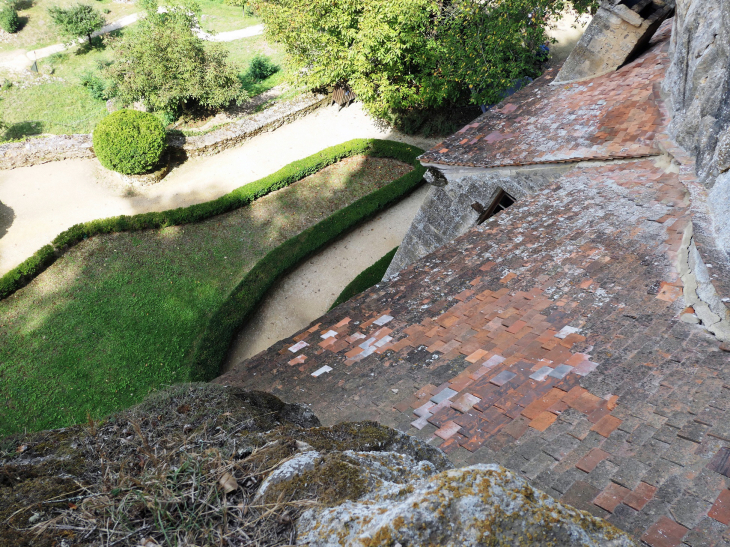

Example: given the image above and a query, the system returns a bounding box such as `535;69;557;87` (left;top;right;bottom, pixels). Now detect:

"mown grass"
330;247;399;310
0;154;413;436
197;0;260;33
0;32;288;141
0;0;137;53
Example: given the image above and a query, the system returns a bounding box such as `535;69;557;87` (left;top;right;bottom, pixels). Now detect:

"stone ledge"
0;93;329;171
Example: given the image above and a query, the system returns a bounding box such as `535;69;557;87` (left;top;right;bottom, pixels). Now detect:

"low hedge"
0;140;426;383
329;247;399;311
188;150;424;380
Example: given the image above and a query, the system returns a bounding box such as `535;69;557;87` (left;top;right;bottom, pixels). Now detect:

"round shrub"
92;110;166;175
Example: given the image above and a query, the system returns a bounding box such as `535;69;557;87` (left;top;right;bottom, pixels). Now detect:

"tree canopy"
104;0;246;115
48;3;105;46
251;0;596;120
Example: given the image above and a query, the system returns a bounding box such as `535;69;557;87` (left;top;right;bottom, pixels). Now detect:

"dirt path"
0;15;264;72
0;103;438;276
223;184;431;369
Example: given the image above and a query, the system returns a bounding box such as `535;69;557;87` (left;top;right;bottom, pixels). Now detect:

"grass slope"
330;247;398;310
0;140;424;436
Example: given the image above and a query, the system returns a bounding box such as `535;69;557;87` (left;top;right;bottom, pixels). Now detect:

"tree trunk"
88;34;92;46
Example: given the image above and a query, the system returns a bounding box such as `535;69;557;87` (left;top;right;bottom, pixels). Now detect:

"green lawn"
0;31;289;141
198;0;260;33
0;0;256;53
0;0;137;53
0;155;413;436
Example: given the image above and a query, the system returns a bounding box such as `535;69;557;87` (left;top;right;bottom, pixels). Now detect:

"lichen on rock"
296;464;637;547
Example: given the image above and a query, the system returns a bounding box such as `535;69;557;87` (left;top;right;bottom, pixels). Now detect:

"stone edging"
0;93;329;171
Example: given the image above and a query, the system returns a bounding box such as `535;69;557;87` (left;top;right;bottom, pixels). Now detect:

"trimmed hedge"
329;247;398;311
0;141;426;383
188;145;424;381
93;110;167;175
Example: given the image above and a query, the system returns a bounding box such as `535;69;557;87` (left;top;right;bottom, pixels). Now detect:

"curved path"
0;103;438;276
0;14;264;71
224;184;430;369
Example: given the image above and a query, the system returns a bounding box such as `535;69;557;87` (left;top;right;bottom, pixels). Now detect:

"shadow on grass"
15;15;29;31
75;36;108;55
15;0;33;10
0;154;413;437
4;121;43;140
0;200;14;239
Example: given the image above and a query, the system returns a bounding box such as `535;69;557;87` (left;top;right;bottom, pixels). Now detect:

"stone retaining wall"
0;93;329;171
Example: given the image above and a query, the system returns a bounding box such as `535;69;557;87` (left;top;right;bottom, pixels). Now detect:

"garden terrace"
0;140;424;436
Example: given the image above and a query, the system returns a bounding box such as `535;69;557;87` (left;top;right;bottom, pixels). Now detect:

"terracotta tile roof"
419;22;672;169
215;18;730;546
218;155;728;545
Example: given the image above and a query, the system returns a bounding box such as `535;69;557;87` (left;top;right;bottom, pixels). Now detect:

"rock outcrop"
0;384;634;546
296;463;636;546
554;0;675;84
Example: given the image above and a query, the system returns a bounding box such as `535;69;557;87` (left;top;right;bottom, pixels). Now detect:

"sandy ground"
0;103;437;276
547;12;591;67
223;183;431;370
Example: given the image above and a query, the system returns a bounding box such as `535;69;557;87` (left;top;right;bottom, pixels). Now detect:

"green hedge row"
0;139;425;301
329;246;399;311
189;145;425;381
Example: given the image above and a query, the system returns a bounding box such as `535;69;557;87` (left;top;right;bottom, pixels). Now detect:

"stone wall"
662;0;730;288
554;0;675;84
383;165;567;279
0;93;328;171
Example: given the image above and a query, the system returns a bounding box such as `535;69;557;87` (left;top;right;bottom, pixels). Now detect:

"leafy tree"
251;0;596;120
104;0;247;115
48;3;105;46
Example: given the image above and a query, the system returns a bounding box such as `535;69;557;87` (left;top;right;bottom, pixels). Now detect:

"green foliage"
48;3;105;46
0;139;424;435
252;0;595;119
0;3;19;33
80;70;112;100
246;54;279;82
330;247;398;310
92;109;166;174
224;0;255;16
105;0;247;113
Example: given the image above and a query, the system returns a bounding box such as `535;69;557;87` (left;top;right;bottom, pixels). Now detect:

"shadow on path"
0;200;15;240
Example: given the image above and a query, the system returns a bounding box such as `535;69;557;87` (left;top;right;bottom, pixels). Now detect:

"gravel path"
0;103;438;276
0;14;264;71
224;184;431;370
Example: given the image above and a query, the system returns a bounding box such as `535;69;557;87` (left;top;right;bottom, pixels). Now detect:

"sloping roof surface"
217;20;730;546
419;24;671;168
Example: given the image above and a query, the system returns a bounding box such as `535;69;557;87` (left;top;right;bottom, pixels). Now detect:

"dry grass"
0;384;323;546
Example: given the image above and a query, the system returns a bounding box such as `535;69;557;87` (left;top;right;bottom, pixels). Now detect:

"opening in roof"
473;189;516;225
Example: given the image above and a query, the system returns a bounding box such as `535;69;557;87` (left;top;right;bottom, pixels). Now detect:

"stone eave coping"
418;152;662;172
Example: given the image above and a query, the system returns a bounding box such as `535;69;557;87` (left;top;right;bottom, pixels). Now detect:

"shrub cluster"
92;110;167;175
246;54;279;82
0;2;19;33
